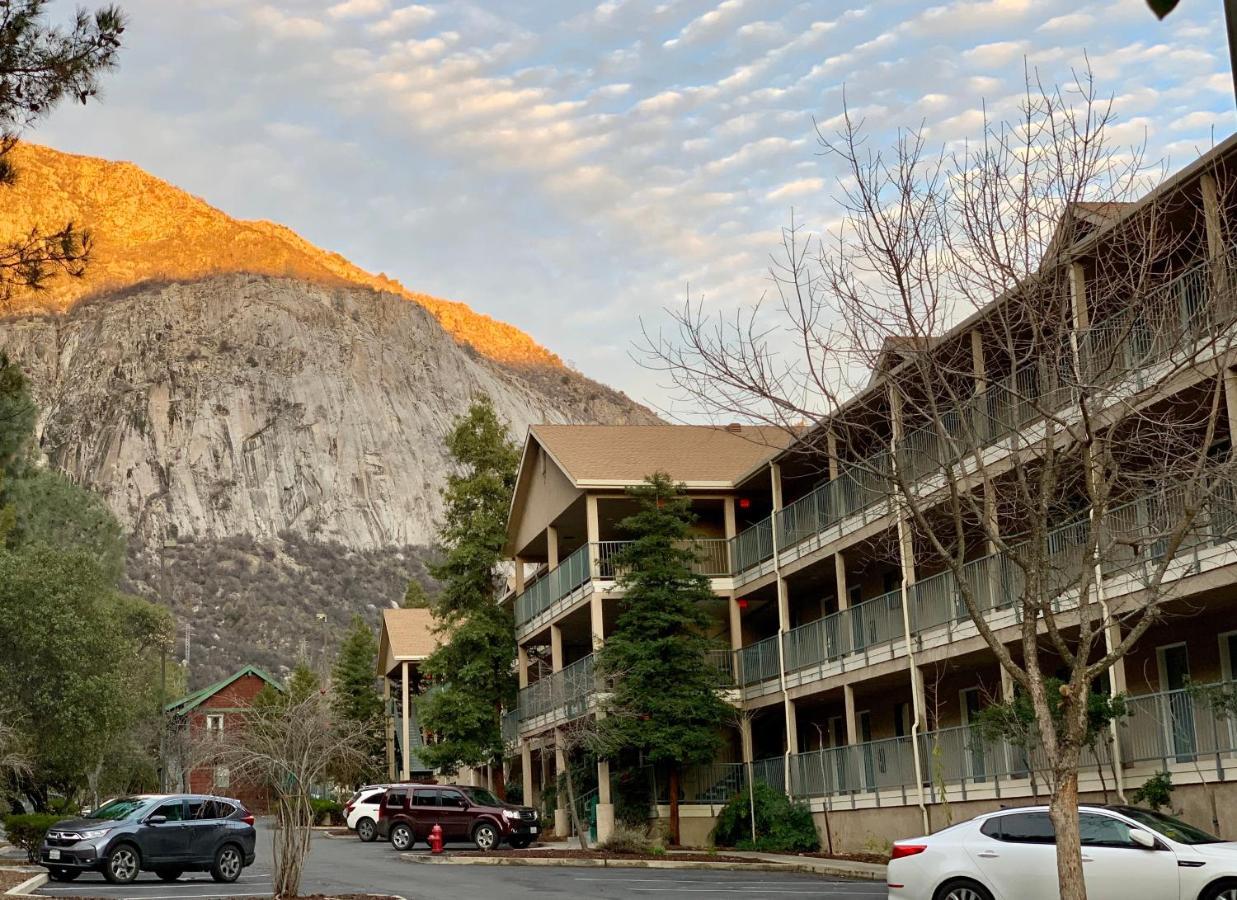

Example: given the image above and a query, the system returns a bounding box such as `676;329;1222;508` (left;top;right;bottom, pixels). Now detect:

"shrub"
309;798;344;825
1133;771;1175;812
3;813;61;862
710;782;820;853
598;824;652;855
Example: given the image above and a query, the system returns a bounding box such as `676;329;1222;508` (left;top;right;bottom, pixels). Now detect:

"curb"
399;854;882;879
5;872;47;896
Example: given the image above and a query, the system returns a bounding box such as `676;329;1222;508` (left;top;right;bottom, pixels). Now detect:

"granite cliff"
0;144;657;684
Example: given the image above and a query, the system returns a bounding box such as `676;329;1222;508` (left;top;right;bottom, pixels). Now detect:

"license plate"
47;850;60;860
530;827;537;834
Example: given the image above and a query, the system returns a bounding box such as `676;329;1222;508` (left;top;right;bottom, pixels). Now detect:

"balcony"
514;538;733;633
728;253;1237;583
733;475;1237;697
515;654;596;730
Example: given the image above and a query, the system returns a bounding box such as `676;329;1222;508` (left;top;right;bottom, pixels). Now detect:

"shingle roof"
164;664;282;714
530;424;792;486
381;608;438;660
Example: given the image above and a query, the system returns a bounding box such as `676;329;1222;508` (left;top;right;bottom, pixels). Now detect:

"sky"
36;0;1237;416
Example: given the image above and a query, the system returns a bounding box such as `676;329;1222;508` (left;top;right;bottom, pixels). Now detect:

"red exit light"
738;498;751;509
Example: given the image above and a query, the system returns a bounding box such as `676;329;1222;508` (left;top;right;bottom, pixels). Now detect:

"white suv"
344;785;391;842
888;804;1237;900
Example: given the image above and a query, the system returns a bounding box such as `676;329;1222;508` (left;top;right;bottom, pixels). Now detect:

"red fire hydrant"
429;823;444;855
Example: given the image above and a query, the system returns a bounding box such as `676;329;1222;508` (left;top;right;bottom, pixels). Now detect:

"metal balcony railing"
515;653;596;724
514;544;591;629
780;587;905;676
1121;683;1237;767
594;538;731;580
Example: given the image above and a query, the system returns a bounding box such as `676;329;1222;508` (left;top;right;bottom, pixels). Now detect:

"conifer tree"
330;615;383;784
1;0;126;300
418;397;518;795
596;472;730;845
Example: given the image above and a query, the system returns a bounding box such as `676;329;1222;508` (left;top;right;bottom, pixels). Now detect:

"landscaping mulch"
453;849;763;864
0;867;39;892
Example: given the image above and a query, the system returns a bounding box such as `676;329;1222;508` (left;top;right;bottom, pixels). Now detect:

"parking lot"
35;821;889;899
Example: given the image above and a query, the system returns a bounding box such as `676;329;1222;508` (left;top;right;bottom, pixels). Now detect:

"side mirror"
146;815;168;826
1130;829;1157;849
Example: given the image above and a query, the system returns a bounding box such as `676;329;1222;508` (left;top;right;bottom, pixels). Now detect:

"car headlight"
80;829;110;840
502;810;519;821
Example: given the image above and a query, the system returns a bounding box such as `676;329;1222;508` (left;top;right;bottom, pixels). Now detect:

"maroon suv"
375;784;539;851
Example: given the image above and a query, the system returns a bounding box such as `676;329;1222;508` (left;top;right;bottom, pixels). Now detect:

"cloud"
368;4;435;36
767;177;824;202
327;0;387;19
43;0;1237;411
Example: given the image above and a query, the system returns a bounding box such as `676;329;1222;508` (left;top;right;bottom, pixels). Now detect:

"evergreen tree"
330;615;383;785
595;472;731;845
402;579;431;609
418;397;518;795
1;0;126;298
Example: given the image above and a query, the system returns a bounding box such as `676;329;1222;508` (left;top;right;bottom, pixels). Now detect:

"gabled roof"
528;424;791;488
165;664;283;714
377;607;439;677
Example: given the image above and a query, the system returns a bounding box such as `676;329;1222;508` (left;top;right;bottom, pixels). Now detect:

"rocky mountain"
0;144;658;686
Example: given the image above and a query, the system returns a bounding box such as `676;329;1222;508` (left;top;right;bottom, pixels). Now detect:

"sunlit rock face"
0;145;658;685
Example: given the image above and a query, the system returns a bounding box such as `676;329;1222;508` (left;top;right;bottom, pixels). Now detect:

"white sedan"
888;804;1237;900
343;785;391;842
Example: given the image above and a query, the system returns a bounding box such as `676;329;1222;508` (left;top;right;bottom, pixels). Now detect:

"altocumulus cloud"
35;0;1237;414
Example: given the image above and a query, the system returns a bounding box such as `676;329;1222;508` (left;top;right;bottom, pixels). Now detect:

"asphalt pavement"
35;821;889;900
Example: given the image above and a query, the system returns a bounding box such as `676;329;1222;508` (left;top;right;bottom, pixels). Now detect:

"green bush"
309;798;344;826
1133;770;1175;812
710;782;820;853
4;813;61;862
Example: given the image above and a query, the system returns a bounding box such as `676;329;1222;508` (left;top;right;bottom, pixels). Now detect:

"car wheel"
1202;881;1237;900
47;868;79;882
472;822;499;851
155;868;184;882
509;838;531;850
103;844;141;884
934;879;994;900
390;823;414;851
356;817;377;842
211;844;243;884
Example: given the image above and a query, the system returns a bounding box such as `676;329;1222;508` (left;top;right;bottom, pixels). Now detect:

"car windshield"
88;798;150;822
1115;807;1223;845
462;788;501;807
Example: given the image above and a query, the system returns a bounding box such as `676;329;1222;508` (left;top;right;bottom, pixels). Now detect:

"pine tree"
402;579;431;609
1;1;126;299
330;615;383;785
418;397;519;795
595;472;731;845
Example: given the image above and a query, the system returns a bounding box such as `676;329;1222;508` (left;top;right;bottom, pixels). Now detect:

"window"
205;714;225;739
186;799;205;819
1113;806;1222;845
152;800;184;822
384;792;407;808
200;800;233;819
992;812;1055;844
362;790;385;805
413;790;439;807
438;790;467;809
1079;813;1140;848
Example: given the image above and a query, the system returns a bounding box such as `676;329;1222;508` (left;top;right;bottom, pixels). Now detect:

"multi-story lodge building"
501;139;1237;849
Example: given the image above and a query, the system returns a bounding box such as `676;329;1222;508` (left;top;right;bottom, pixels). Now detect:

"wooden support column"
518;644;530;690
834;552;848;610
400;661;411;781
1202;171;1226;263
826;430;840;480
553;728;568;836
514;556;527;593
589;593;604;654
1224;368;1237;448
384;674;395;782
595;755;614;842
521;742;534;808
547;524;559;570
551;625;563;673
843;684;859;745
585;495;600;577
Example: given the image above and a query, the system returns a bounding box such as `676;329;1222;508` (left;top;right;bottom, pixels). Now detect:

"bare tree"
645;68;1237;900
202;688;372;897
0;708;31;783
